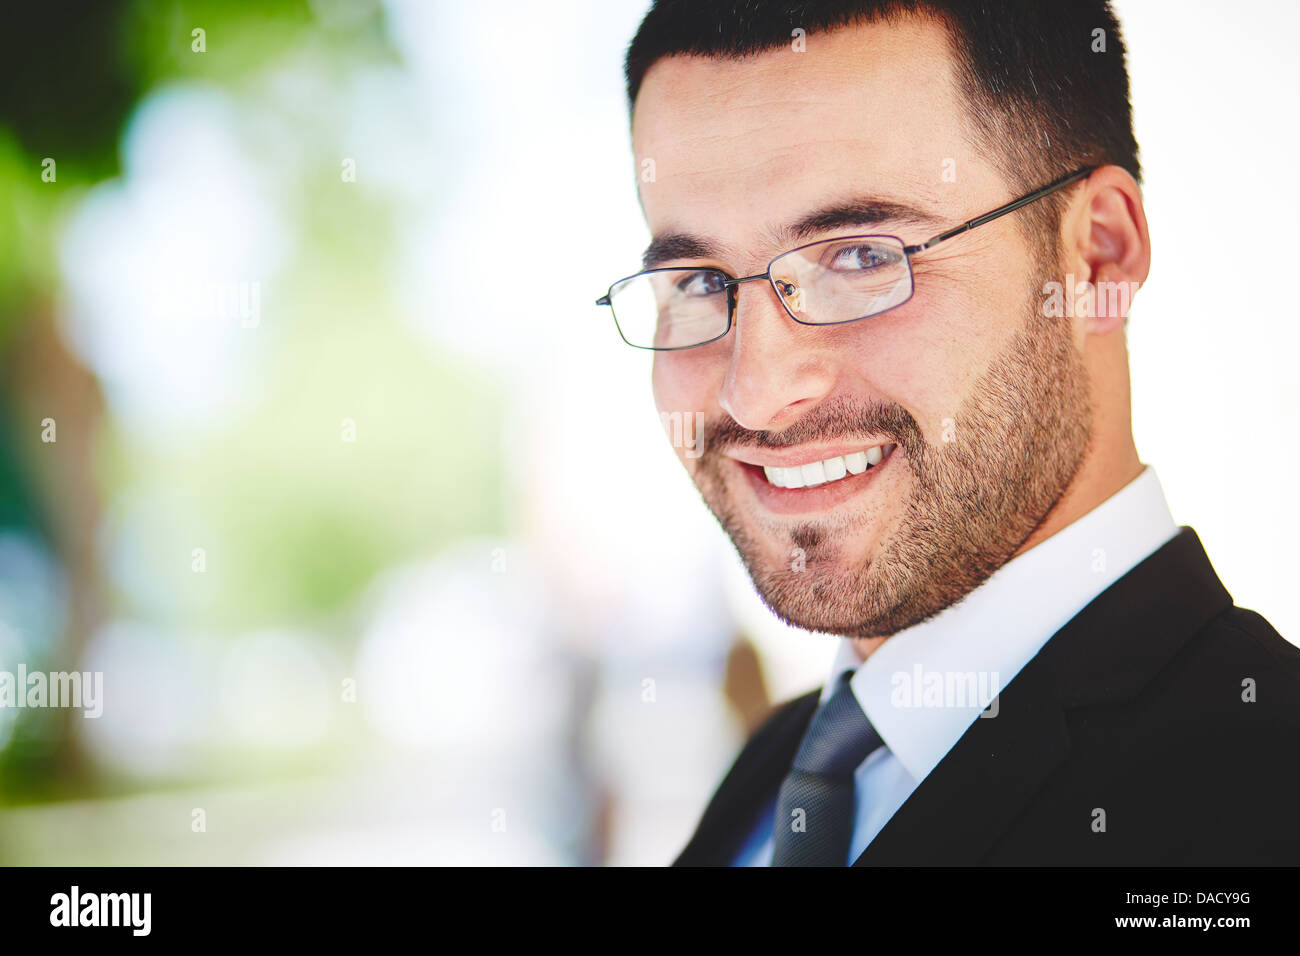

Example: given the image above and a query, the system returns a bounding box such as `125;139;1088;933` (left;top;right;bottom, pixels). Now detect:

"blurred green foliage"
0;0;507;809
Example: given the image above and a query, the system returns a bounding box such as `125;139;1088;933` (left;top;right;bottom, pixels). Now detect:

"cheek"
653;350;727;473
824;318;971;444
825;280;1004;443
652;350;720;418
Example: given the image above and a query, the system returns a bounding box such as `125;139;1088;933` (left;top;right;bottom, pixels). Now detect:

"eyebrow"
641;196;941;270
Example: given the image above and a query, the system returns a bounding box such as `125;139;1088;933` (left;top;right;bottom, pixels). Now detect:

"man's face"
633;19;1092;640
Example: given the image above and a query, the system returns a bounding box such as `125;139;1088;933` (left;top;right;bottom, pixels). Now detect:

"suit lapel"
853;526;1232;865
852;647;1070;865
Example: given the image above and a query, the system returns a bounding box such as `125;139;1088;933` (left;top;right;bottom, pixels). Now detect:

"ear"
1064;165;1150;335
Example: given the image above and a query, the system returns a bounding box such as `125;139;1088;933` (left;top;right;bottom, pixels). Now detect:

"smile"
761;443;897;489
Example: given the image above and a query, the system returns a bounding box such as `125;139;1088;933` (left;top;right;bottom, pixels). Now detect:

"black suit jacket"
674;527;1300;865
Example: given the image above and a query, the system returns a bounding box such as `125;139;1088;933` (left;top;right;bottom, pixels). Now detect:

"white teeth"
761;445;890;488
763;464;797;488
800;460;826;486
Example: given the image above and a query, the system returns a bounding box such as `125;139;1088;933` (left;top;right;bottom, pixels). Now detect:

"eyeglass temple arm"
903;165;1098;255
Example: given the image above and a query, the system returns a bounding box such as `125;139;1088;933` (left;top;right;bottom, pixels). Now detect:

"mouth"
758;444;895;488
730;442;900;516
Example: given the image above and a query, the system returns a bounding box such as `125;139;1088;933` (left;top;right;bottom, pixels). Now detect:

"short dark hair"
625;0;1141;247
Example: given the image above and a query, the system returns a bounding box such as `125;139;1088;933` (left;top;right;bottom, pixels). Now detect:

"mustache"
699;395;926;456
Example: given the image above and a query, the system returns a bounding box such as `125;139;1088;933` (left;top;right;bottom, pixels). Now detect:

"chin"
745;557;864;630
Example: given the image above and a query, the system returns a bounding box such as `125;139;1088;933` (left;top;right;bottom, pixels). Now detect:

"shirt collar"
820;465;1178;784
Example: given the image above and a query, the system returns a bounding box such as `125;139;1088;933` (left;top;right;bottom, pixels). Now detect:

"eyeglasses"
595;165;1096;350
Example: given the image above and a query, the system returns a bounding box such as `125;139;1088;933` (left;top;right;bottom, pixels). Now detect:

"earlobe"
1071;167;1150;335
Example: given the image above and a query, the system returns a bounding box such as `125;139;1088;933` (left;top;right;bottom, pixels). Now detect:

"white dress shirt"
733;465;1179;865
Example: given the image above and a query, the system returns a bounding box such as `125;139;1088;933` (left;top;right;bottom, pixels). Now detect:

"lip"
736;443;900;516
725;440;898;469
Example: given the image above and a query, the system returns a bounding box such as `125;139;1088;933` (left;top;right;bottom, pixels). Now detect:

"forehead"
630;17;993;261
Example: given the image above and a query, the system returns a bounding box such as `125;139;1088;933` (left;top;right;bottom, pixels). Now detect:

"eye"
827;242;900;272
674;270;727;297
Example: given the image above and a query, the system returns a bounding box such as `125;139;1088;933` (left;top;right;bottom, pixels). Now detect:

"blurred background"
0;0;1295;865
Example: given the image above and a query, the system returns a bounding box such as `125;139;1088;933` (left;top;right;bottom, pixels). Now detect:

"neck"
1016;328;1143;557
1014;441;1142;559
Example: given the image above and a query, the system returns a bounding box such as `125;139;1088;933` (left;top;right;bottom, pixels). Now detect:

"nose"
718;279;837;432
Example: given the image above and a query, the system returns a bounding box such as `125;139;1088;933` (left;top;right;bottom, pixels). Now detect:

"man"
597;1;1300;865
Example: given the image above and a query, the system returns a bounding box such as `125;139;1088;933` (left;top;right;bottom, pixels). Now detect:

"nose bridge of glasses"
724;271;799;299
722;273;771;289
726;272;803;341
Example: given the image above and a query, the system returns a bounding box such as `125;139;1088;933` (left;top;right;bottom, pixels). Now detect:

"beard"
686;257;1093;639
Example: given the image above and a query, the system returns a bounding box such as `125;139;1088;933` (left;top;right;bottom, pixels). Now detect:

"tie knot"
791;670;882;777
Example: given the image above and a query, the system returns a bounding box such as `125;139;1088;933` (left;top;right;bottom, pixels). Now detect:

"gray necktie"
771;669;883;866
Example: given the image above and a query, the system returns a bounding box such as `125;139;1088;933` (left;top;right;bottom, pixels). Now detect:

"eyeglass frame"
595;164;1098;350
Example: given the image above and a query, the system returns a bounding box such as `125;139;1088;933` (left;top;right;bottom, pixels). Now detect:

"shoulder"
1139;603;1300;859
745;688;822;746
1177;604;1300;709
671;688;821;866
1125;602;1300;748
716;687;822;783
1212;605;1300;676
